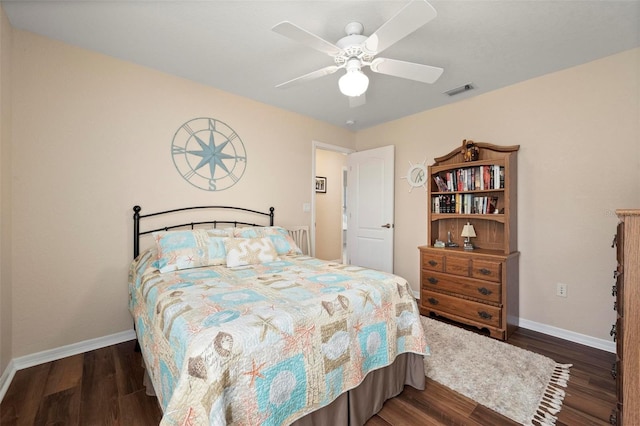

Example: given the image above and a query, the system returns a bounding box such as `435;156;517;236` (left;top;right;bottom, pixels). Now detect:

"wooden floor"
1;325;616;426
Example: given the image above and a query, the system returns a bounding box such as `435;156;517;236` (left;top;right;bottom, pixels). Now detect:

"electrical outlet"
556;283;568;298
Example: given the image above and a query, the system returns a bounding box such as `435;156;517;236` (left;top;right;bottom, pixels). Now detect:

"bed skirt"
291;352;425;425
143;352;425;425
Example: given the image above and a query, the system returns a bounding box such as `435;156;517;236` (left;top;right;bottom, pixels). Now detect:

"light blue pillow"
153;229;228;272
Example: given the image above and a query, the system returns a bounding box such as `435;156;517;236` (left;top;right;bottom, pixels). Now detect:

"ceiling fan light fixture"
339;67;369;97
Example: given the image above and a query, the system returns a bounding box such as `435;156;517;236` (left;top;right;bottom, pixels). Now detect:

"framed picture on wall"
315;176;327;193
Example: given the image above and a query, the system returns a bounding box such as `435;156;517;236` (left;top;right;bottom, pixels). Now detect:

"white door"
346;145;395;272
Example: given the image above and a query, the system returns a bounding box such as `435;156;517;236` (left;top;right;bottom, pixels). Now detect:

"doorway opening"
311;141;353;262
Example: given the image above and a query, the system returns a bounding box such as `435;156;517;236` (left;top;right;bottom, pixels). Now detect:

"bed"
129;205;427;425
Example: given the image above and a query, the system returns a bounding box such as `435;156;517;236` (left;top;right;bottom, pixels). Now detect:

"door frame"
311;141;354;258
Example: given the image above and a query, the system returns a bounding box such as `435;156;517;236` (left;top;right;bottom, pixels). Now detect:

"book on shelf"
483;166;491;190
432;193;501;215
433;164;505;193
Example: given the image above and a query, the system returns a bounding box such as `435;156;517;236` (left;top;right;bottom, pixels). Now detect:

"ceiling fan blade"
275;65;339;89
370;57;443;84
349;93;366;108
272;21;342;56
363;0;437;55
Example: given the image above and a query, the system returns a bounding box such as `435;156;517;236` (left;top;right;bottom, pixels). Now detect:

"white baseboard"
0;359;16;405
518;318;616;353
0;329;136;403
414;290;616;353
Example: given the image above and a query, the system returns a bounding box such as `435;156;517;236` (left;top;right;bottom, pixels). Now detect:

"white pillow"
224;237;279;267
232;226;302;255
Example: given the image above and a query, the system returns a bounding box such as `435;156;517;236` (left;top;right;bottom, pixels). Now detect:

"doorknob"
381;223;393;228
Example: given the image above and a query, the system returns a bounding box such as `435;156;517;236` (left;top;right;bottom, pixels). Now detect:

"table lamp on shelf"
461;222;476;250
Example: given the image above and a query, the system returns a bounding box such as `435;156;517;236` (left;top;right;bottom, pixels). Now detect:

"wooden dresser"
419;142;519;340
611;209;640;425
419;247;519;339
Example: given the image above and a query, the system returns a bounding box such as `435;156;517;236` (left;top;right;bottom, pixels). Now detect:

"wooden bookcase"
419;142;520;340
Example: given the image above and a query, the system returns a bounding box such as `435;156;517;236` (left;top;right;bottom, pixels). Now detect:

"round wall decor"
171;117;247;191
402;160;427;192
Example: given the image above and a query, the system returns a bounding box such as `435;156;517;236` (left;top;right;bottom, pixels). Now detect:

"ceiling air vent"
444;83;474;96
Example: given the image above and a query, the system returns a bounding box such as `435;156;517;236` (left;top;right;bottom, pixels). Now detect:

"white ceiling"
2;0;639;131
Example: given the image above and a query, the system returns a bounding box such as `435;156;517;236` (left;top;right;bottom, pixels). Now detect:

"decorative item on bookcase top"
461;222;476;250
315;176;327;193
461;139;479;162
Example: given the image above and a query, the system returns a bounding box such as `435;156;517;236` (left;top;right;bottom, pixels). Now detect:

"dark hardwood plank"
33;387;80;426
392;380;488;426
1;363;51;426
78;347;120;425
111;341;146;397
0;325;617;426
42;354;84;397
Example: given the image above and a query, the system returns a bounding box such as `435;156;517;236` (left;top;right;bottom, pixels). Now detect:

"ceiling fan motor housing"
334;22;372;66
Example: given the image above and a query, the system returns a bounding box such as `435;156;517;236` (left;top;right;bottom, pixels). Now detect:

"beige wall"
9;29;355;358
356;48;640;341
315;149;347;260
0;6;13;374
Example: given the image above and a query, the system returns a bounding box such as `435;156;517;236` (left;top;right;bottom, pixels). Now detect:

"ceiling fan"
272;0;444;104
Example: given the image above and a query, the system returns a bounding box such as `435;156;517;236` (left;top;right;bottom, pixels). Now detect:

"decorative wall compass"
171;117;247;191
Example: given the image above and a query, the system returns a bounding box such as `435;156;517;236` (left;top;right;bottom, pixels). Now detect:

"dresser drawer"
616;316;624;364
616;221;624;263
421;252;444;272
421;270;501;303
616;269;624;315
421;290;501;328
471;259;502;283
444;256;470;277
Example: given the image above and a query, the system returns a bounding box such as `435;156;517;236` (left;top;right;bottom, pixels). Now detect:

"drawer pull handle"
610;362;617;380
427;277;439;285
611;284;617;297
613;270;620;279
478;311;492;320
427;297;439;306
613;301;617;311
477;287;492;296
479;268;491;275
611;235;617;248
610;411;617;425
610;324;616;341
428;260;438;267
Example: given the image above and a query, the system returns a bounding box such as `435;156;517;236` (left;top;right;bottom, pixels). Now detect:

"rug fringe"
529;363;572;426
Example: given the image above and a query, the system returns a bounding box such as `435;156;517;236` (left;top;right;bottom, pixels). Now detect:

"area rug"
421;316;572;425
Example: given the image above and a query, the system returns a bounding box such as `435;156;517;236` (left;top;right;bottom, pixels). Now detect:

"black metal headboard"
133;205;275;259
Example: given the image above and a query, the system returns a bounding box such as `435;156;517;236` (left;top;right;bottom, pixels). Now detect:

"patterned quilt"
129;249;428;426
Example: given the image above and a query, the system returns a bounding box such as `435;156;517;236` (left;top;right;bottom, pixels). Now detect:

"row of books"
432;194;499;214
433;165;504;192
